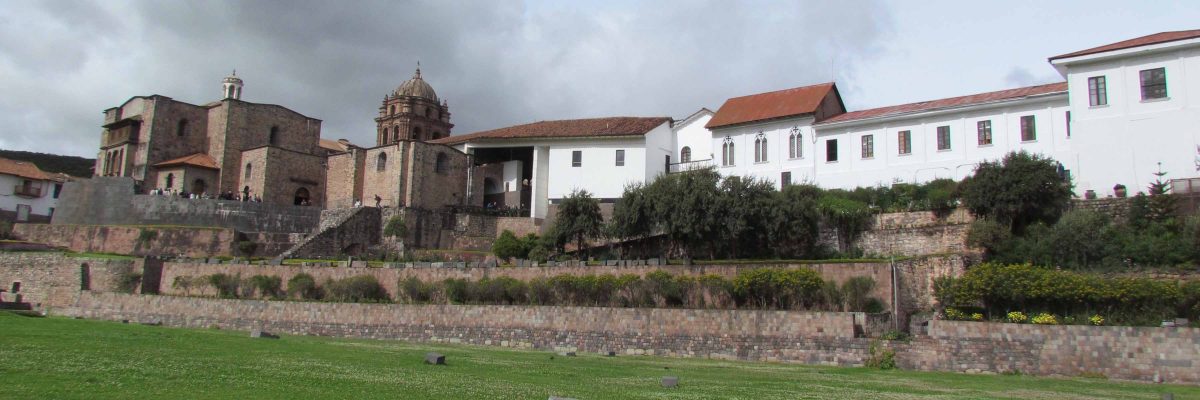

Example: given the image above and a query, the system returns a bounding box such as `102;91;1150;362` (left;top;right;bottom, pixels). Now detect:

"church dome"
394;67;438;102
222;70;243;84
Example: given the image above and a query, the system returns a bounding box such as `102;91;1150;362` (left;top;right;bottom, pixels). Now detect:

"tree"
769;184;823;258
714;176;777;258
817;191;873;253
959;151;1072;234
608;182;655;242
1144;165;1178;227
491;230;525;261
552;189;605;255
647;167;722;263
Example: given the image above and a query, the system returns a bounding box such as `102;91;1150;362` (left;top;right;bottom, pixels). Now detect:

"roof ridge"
1050;29;1200;61
820;82;1066;125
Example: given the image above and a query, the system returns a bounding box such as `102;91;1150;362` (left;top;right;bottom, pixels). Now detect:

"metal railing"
667;159;715;174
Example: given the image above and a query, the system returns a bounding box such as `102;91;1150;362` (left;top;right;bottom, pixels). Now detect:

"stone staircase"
277;207;381;260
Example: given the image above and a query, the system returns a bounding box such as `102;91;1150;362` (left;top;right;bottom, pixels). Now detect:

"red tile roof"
431;117;672;145
706;82;839;129
153;153;219;170
1050;29;1200;61
819;82;1067;125
319;138;355;153
0;157;52;181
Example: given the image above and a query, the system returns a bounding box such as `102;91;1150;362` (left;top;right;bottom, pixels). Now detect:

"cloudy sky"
1;0;1198;158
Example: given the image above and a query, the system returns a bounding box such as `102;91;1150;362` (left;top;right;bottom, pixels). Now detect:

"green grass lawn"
0;312;1193;399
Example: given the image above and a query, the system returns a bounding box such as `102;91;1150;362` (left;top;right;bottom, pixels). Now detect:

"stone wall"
14;224;236;258
0;252;140;308
324;149;365;209
896;320;1200;384
843;208;978;257
59;291;870;365
1071;197;1132;222
892;254;972;328
496;217;540;238
53;177;321;233
280;207;381;258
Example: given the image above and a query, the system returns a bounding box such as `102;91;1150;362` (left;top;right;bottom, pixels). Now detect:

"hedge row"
936;263;1200;326
174;269;885;312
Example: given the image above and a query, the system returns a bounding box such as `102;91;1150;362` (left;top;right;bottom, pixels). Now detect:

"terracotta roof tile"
1050;29;1200;61
706;82;839;129
319;138;355;153
431;117;672;145
819;82;1067;125
153;153;219;170
0;157;52;181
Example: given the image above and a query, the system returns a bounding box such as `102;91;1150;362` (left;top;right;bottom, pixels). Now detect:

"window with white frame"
861;135;874;159
572;150;582;167
1020;115;1036;141
788;127;802;159
721;137;735;166
754;132;767;163
615;149;625;166
826;139;838;162
898;130;912;155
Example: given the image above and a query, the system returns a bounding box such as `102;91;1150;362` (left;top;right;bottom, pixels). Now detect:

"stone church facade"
94;68;472;212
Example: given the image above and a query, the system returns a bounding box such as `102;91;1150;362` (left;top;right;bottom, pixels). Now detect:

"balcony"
667;159;715;174
13;185;42;198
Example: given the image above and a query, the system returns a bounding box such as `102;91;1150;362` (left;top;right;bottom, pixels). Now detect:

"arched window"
721;137;735;166
293;187;310;205
192;178;207;195
389;105;395;115
425;108;432;118
412;126;422;140
435;153;448;173
788;130;797;159
681;146;691;163
165;173;174;188
376;152;387;171
244;163;253;180
392;126;400;142
269;126;279;146
756;132;767;162
177;119;188;136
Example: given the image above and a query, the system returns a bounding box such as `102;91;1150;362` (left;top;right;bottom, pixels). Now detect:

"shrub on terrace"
248;275;283;299
207;273;240;298
286;273;321;300
324;275;389;303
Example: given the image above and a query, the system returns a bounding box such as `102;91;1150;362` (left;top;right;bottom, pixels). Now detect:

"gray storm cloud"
0;0;893;157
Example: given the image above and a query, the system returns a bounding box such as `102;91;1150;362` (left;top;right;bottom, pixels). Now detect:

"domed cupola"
394;67;438;102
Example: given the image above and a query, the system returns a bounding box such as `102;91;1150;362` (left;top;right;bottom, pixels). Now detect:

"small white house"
0;158;69;223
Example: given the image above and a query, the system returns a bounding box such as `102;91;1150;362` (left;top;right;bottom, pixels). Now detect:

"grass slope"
0;312;1191;399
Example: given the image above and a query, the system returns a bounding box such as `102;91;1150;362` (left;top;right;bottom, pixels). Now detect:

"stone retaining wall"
0;252;140;308
58;292;869;365
14;224;237;258
896;320;1200;384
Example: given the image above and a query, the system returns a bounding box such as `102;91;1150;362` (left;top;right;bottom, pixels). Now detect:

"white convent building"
439;30;1200;219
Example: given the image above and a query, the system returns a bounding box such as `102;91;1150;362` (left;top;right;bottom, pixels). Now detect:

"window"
826;139;838;162
571;150;582;167
177;119;188;136
389;105;395;115
898;130;912;155
48;207;54;217
413;126;422;140
244;163;253;181
861;135;874;159
435;153;448;173
269;126;279;146
1088;76;1107;106
936;126;951;150
376;152;387;171
754;132;767;163
1140;67;1167;100
781;171;791;187
788;128;802;159
977;120;992;146
1020;115;1036;141
165;173;174;189
615;149;625;166
53;183;62;199
1066;111;1072;137
721;137;735;166
393;126;400;142
680;146;691;163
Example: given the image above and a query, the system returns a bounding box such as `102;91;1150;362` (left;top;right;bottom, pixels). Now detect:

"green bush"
287;273;321;300
383;216;406;239
324;275;390;303
137;229;159;243
841;277;876;312
0;219;12;239
116;270;143;294
936;263;1185;326
248;275;282;299
491;230;525;261
959;151;1072;234
865;340;896;369
207;273;240;298
732;268;824;309
236;241;258;257
399;276;433;303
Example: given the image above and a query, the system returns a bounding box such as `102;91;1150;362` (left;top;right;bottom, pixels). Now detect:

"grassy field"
0;312;1193;399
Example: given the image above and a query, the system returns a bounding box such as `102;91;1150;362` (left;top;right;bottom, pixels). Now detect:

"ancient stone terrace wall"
53;177;321;233
13;224;236;258
280;207;381;258
59;292;869;365
897;320;1200;384
155;260;900;312
845;208;977;257
0;252;140;308
1071;197;1132;222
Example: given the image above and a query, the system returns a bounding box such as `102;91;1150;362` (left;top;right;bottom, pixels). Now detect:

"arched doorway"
483;178;498;194
192;179;207;195
294;187;310;205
